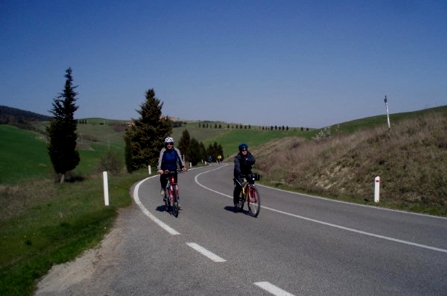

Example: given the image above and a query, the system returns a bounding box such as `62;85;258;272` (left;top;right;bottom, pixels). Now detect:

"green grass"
77;121;126;149
0;124;126;184
334;105;447;135
0;125;53;184
202;127;314;160
0;170;147;296
170;122;315;160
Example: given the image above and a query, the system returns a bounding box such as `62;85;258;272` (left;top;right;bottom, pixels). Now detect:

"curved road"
41;163;447;295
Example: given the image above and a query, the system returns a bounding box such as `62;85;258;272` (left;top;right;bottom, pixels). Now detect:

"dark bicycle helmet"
238;143;248;152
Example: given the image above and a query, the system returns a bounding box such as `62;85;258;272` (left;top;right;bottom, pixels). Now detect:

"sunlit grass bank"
0;171;147;296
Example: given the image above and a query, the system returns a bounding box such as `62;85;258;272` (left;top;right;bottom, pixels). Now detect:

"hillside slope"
0;105;51;122
254;109;447;216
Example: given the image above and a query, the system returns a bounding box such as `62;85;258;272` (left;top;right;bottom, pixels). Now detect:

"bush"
97;150;124;175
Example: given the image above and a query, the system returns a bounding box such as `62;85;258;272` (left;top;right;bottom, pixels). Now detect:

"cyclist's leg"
160;174;167;197
233;184;241;208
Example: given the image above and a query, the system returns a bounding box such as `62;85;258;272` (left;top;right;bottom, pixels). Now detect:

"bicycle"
234;173;261;217
163;170;181;217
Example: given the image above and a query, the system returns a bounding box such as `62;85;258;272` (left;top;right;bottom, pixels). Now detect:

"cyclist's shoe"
233;204;238;213
160;189;165;196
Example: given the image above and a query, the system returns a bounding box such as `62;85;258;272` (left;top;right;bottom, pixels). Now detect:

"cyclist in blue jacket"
233;143;256;211
157;137;186;198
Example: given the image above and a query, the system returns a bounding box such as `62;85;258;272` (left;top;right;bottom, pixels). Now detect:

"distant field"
171;122;315;160
2;119;311;183
5;105;446;183
334;105;447;134
0;125;52;184
0;123;125;184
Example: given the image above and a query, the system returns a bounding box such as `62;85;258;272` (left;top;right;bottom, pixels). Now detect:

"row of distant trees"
199;122;309;131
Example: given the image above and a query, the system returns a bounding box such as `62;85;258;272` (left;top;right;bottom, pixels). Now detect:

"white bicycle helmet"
164;137;174;144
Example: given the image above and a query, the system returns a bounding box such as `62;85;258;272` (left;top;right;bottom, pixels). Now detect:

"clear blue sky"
1;0;446;128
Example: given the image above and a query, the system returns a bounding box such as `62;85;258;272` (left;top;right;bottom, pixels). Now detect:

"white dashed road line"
186;242;226;263
133;173;295;294
254;281;296;296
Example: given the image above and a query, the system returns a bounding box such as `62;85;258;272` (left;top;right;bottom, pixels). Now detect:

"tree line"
177;129;224;165
198;121;309;132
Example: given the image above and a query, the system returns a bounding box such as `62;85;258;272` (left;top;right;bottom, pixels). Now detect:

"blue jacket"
157;147;185;171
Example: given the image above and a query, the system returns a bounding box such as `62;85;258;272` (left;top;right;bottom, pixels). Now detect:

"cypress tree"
46;67;80;183
178;129;191;162
125;89;172;172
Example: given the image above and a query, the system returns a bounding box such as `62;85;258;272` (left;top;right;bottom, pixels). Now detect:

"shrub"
97;150;124;175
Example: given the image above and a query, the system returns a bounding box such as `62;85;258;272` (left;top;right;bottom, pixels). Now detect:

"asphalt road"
129;163;447;295
38;163;447;296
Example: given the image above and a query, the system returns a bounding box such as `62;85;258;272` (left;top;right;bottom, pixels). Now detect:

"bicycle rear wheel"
247;186;260;217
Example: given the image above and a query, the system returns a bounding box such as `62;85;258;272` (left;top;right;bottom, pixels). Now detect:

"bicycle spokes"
247;187;261;217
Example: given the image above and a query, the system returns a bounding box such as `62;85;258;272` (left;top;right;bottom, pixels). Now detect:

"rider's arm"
157;148;166;173
174;148;187;171
234;154;242;176
245;152;256;166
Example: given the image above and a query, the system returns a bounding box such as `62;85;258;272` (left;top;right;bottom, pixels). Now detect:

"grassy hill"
2;105;446;215
0;121;304;183
0;125;52;184
252;106;447;216
1;105;446;296
171;122;314;160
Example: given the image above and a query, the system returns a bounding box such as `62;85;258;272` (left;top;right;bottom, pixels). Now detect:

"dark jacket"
233;151;256;178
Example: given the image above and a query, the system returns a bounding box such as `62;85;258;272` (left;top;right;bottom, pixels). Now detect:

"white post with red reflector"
374;176;380;203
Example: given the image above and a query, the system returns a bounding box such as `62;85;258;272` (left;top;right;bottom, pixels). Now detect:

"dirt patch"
35;208;131;296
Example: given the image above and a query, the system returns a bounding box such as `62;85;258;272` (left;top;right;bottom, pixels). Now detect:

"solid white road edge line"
194;166;447;254
133;177;180;235
254;281;295;296
186;242;226;262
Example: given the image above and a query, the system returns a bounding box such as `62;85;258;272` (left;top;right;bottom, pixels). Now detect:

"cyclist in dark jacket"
157;137;186;199
233;143;256;210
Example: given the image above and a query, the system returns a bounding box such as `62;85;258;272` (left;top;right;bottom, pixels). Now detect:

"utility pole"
384;96;391;131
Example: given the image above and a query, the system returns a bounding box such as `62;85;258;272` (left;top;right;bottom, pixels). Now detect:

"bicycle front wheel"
172;194;179;218
247;186;260;217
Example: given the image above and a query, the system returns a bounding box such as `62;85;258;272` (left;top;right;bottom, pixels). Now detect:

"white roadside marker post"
374;176;380;203
103;171;109;206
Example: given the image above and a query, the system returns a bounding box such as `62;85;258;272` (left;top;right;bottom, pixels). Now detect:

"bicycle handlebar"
160;168;187;175
234;173;260;186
